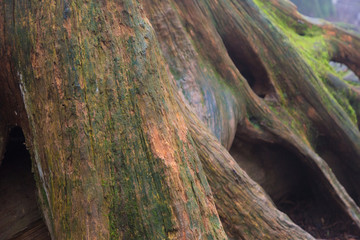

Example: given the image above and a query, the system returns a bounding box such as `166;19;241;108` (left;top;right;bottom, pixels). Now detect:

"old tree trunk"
1;0;360;239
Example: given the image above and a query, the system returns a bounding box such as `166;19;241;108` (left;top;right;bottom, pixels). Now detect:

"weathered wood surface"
0;0;359;239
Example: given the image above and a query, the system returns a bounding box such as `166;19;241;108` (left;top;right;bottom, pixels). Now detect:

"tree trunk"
0;0;360;239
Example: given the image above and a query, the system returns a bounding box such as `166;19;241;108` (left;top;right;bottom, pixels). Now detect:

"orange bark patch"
341;34;353;43
63;20;72;39
175;112;188;143
307;107;318;120
149;125;174;161
53;64;64;99
325;30;336;37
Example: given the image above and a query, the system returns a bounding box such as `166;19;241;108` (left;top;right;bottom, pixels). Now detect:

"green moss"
254;0;359;128
326;83;358;125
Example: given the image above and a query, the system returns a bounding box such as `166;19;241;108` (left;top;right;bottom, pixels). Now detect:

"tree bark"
1;0;360;239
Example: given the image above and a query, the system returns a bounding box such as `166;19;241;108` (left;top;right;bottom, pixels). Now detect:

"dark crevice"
315;134;360;206
221;35;276;99
229;136;360;239
0;126;50;240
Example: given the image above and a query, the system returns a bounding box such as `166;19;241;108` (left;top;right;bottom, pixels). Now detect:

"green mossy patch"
254;0;359;129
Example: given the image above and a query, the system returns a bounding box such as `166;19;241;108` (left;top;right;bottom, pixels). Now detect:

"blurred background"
291;0;360;32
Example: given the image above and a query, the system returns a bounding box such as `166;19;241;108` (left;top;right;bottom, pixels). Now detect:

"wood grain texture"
0;0;359;239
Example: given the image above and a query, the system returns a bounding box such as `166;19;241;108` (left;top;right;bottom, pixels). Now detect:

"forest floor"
278;196;360;240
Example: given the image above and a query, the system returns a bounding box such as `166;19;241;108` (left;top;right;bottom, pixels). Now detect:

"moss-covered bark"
144;0;360;237
0;1;227;239
0;0;360;239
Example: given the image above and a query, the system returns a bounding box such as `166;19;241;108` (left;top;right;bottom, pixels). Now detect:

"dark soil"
278;193;360;240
